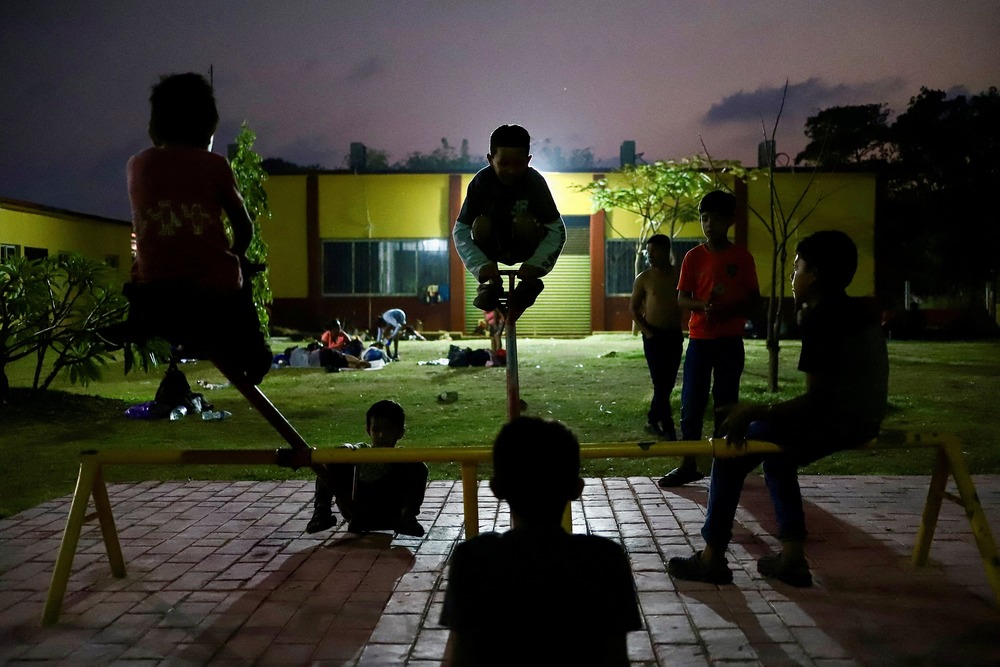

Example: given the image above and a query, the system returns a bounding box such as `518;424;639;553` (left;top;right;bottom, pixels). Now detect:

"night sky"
2;1;997;220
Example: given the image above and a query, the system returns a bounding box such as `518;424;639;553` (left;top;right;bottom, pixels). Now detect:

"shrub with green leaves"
0;253;160;406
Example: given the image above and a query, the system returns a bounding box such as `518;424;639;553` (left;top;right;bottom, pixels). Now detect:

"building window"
322;239;450;297
24;246;48;261
605;237;701;295
1;244;20;261
105;255;120;269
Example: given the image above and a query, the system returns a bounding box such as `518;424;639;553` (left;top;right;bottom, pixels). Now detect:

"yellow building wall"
317;173;452;239
260;170;877;303
746;173;877;297
0;202;132;283
261;176;309;299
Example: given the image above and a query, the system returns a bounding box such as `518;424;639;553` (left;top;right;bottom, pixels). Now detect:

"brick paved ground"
1;475;998;666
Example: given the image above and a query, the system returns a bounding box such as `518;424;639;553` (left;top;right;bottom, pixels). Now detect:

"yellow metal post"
461;462;480;538
942;440;1000;605
91;466;125;578
913;447;950;566
42;459;99;626
561;501;572;533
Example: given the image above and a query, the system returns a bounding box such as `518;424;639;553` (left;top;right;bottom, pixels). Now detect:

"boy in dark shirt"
452;124;566;321
667;230;888;587
440;417;642;665
306;400;427;537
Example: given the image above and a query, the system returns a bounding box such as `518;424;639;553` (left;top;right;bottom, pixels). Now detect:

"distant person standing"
658;191;760;488
452;124;566;321
630;234;683;440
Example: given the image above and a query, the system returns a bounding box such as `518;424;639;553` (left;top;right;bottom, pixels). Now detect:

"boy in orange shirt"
658;191;759;487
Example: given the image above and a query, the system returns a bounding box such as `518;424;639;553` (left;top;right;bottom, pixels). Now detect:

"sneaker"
394;516;426;538
667;550;733;584
473;281;503;311
306;511;337;534
757;552;813;587
508;279;544;319
657;466;706;488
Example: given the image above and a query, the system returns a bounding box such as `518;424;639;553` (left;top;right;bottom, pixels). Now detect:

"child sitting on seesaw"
125;72;271;385
306;400;427;537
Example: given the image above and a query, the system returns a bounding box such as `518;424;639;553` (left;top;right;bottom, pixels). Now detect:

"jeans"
642;327;683;437
700;420;806;549
679;336;745;440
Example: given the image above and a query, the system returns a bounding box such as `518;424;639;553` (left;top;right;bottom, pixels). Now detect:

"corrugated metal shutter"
463;225;591;336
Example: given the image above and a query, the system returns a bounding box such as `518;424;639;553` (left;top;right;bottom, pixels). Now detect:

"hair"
795;230;858;292
366;399;405;429
645;234;672;251
148;73;219;147
698;190;737;218
491;416;581;519
489;124;530;154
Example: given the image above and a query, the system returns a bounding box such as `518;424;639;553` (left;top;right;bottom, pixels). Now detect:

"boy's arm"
723;374;820;446
520;217;566;278
452;221;496;282
629;273;654;338
677;290;707;312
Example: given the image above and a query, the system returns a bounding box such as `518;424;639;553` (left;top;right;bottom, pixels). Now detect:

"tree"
799;87;1000;300
229;123;273;335
705;81;837;391
575;158;737;333
794;104;893;168
0;254;137;407
396;138;481;172
532;139;598;171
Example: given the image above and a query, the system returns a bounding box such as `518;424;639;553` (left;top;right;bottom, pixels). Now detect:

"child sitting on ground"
306;400;427;537
440;416;642;665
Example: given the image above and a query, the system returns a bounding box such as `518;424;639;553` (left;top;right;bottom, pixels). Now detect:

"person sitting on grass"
667;230;888;587
306;400;427;537
440;416;642;666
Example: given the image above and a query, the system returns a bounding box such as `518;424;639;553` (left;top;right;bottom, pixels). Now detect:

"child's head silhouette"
148;72;219;148
490;416;583;524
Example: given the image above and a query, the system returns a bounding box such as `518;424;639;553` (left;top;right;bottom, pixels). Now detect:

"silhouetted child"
125;72;270;384
440;417;642;666
453;124;566;321
630;233;683;440
668;230;888;587
306;400;427;537
659;190;760;487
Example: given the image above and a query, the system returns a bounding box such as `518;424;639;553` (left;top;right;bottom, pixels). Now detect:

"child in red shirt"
125;73;270;384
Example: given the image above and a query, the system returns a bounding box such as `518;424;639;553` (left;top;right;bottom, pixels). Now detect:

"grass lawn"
2;334;998;518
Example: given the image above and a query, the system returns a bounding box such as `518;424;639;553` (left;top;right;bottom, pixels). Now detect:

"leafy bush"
0;253;160;406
